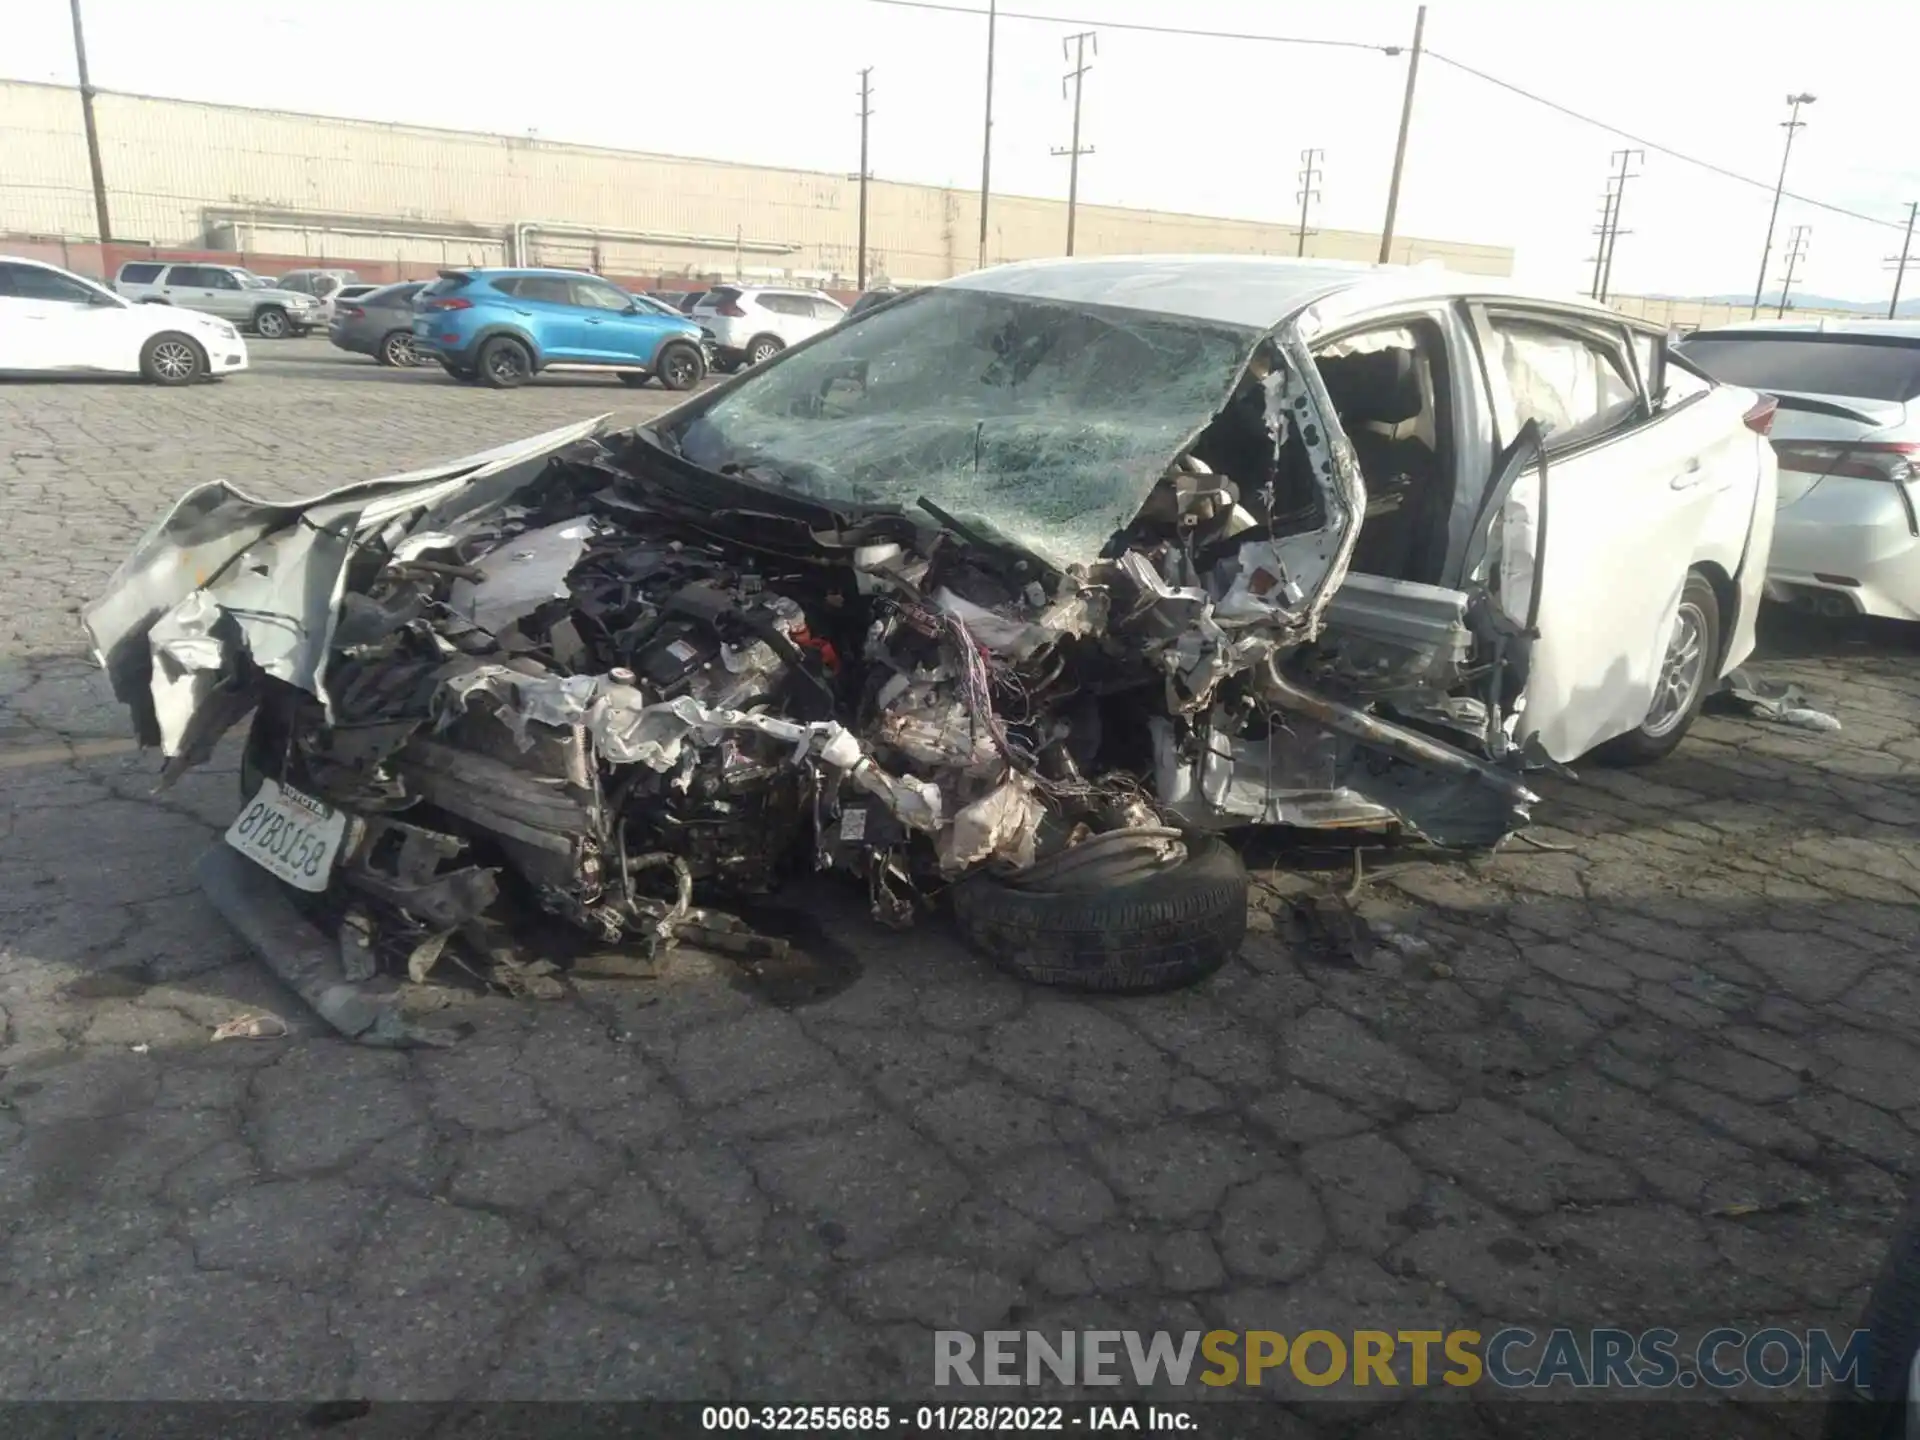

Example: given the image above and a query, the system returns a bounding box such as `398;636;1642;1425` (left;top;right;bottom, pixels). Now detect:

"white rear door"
1468;305;1724;762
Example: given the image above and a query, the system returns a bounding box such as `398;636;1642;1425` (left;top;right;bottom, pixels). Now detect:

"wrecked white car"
84;256;1779;1040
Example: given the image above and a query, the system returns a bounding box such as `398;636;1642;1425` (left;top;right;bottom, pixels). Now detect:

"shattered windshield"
664;287;1258;565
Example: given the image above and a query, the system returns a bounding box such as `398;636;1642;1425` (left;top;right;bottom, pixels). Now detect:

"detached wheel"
140;333;206;385
950;832;1248;994
477;335;532;389
379;330;418;367
652;341;704;391
253;306;290;339
1595;571;1720;766
745;334;784;366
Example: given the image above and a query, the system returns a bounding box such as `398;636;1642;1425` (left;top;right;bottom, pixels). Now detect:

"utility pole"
977;0;997;270
1752;92;1815;318
855;68;874;290
1775;225;1811;318
1050;31;1097;256
1587;182;1618;300
1295;148;1323;258
1597;148;1641;303
68;0;113;243
1886;201;1917;320
1377;3;1426;265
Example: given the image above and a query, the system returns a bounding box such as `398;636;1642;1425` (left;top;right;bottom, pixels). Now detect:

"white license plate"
224;778;347;892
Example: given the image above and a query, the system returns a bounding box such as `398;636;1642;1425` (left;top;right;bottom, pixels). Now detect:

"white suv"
691;285;846;370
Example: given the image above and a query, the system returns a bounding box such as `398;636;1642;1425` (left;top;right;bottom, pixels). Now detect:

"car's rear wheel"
140;333;206;386
1595;571;1720;766
477;336;532;389
253;307;290;340
379;330;418;367
652;341;704;392
745;334;784;366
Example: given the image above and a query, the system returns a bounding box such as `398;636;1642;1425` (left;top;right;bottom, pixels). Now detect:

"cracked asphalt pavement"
3;338;1920;1425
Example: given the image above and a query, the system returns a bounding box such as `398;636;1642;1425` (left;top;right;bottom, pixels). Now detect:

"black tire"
652;341;704;391
379;330;418;367
139;333;206;386
253;306;290;340
440;359;478;382
477;335;532;389
1823;1187;1920;1440
950;835;1248;994
745;334;784;366
1594;572;1720;766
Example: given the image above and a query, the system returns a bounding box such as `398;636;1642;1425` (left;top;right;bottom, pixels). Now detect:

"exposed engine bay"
86;311;1543;1041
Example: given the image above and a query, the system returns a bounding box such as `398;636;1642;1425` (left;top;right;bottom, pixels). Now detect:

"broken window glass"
667;289;1259;566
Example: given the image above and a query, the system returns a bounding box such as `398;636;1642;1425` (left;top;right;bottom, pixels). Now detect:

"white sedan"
1677;319;1920;622
0;255;249;384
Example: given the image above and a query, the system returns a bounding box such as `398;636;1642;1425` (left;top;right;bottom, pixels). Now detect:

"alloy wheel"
1642;600;1707;738
151;340;196;381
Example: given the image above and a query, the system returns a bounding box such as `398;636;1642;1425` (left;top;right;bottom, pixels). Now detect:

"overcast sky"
8;0;1917;302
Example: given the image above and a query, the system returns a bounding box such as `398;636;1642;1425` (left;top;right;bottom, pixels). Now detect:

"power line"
1587;183;1617;300
1775;224;1812;317
1598;148;1641;303
862;0;1393;53
1049;30;1096;256
860;0;1907;237
1296;148;1323;258
1886;202;1917;319
1424;51;1905;233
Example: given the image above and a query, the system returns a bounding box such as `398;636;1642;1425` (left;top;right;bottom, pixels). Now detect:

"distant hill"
1679;291;1920;318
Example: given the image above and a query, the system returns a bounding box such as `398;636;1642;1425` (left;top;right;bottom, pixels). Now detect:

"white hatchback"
0;256;249;383
690;285;847;370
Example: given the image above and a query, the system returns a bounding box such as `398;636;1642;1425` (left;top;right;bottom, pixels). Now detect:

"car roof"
469;267;610;278
1683;317;1920;341
940;254;1656;334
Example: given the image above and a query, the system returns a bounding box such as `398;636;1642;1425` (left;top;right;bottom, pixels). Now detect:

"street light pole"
855;68;873;291
976;0;997;270
68;0;113;244
1751;92;1815;319
1376;3;1426;265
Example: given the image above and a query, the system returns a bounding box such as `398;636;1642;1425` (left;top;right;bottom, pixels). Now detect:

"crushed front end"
86;296;1539;1039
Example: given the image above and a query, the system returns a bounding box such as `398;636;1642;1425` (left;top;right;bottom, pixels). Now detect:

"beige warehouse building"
2;79;1513;284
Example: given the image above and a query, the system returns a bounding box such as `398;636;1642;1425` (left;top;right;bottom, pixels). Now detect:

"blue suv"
413;268;709;390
